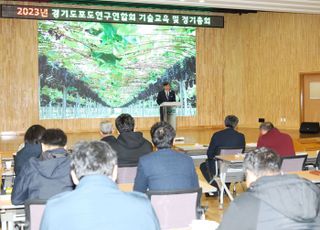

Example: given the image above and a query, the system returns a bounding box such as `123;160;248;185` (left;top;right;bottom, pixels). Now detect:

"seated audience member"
100;121;116;145
14;124;46;176
257;122;295;157
113;113;153;165
134;122;199;193
200;115;246;182
41;141;160;230
12;129;73;205
218;147;320;229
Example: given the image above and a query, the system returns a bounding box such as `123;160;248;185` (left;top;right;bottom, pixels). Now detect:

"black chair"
147;188;202;229
280;155;308;172
24;199;47;230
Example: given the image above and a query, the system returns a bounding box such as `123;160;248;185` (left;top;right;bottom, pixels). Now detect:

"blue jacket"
12;148;74;205
134;149;199;193
41;175;160;230
207;128;246;159
14;143;42;176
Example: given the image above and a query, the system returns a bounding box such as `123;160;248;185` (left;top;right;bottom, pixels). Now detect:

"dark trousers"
200;159;230;189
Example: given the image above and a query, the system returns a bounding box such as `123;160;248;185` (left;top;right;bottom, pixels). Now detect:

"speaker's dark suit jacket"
156;90;176;121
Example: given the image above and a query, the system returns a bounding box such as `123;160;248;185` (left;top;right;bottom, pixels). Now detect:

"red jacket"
257;128;295;157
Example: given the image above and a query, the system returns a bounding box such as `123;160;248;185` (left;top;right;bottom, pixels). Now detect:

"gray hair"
259;122;274;132
244;147;281;177
71;141;117;179
100;121;113;135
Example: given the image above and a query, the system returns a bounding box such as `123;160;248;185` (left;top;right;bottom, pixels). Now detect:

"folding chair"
24;199;47;230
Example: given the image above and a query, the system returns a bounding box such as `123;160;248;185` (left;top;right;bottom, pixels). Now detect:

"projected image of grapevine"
38;21;196;119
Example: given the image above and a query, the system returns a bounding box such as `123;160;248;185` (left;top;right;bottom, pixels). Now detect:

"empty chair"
117;163;137;184
280;155;308;173
25;199;47;230
147;188;202;230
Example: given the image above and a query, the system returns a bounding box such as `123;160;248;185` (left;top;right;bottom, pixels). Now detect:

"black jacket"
156;90;176;105
14;143;42;176
101;135;117;146
112;132;153;166
12;148;74;205
218;174;320;230
207;128;246;159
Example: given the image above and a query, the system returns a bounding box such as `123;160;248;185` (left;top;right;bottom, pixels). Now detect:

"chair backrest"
147;188;202;230
25;199;47;230
117;164;138;184
218;147;244;155
280;155;308;173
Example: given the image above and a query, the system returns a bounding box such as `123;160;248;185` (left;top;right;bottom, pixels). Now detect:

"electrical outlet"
258;118;265;123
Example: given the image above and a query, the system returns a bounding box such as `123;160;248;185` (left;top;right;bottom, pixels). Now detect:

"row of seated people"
10;117;198;229
200;115;295;184
10;113;320;229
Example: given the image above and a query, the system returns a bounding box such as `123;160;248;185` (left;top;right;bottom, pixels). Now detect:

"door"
301;73;320;122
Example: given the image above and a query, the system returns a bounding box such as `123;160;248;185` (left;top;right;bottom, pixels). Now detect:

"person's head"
24;125;46;145
224;115;239;129
115;113;135;133
100;121;113;136
150;122;176;149
41;129;67;152
244;147;281;187
70;141;117;184
163;82;171;91
259;122;274;135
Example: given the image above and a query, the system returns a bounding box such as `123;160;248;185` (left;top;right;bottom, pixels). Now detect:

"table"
0;195;25;230
213;154;245;207
175;144;208;166
118;167;217;194
288;170;320;184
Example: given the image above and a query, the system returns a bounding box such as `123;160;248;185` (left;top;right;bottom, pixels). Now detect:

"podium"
160;102;182;130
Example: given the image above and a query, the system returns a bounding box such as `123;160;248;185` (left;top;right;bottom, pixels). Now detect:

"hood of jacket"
117;132;150;149
249;174;320;222
30;148;71;179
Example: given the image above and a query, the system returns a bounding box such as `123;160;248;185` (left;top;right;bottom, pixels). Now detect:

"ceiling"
94;0;320;14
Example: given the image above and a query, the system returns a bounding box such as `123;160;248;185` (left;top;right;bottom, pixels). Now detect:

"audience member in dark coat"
200;115;246;182
218;148;320;229
257;122;295;157
156;82;176;121
14;125;46;176
112;114;153;166
134;122;199;193
12;129;74;205
99;121;117;146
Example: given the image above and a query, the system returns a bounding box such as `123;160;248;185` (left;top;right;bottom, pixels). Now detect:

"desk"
0;195;24;230
175;144;208;167
214;154;245;207
118;167;217;194
288;170;320;184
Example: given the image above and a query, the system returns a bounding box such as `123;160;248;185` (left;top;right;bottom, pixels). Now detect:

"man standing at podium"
157;82;176;121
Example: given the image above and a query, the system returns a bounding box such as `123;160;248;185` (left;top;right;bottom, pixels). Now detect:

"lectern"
160;102;182;130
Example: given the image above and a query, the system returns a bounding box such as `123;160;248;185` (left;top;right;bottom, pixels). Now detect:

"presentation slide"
38;21;196;119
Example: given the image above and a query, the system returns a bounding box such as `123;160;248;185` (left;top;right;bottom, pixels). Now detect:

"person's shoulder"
45;190;74;209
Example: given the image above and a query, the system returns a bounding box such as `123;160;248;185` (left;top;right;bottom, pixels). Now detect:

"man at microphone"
156;82;176;121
